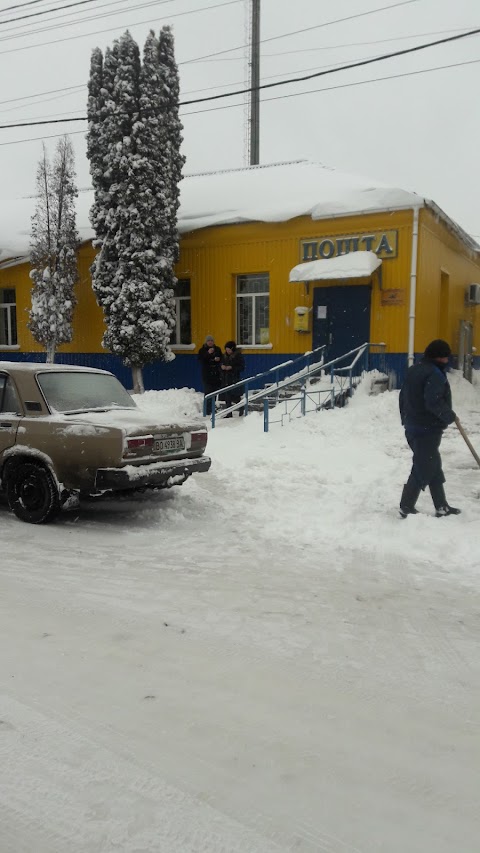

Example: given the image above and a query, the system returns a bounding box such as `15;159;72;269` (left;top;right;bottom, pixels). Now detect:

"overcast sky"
0;0;479;238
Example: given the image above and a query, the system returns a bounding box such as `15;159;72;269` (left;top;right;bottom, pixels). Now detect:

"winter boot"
399;481;421;519
429;482;461;518
435;504;461;517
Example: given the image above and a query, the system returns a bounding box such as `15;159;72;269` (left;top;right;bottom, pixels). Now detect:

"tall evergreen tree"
87;27;184;393
29;137;79;363
157;26;184;264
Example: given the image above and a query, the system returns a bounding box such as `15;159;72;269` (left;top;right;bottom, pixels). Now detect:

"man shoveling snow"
399;339;461;519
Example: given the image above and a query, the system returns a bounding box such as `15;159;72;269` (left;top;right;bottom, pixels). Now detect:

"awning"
289;250;382;282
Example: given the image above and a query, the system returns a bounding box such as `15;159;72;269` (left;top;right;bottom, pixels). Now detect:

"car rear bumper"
94;455;211;492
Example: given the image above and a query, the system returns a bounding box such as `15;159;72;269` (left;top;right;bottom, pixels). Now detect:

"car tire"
6;461;61;524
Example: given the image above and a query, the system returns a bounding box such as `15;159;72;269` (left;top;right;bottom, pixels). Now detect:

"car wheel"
6;462;61;524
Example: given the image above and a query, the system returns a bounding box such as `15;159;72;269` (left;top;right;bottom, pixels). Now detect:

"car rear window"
37;371;137;413
1;376;21;414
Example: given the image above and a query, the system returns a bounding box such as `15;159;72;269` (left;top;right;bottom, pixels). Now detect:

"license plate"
153;436;185;453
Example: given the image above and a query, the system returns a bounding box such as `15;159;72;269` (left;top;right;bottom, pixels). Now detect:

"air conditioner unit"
467;283;480;305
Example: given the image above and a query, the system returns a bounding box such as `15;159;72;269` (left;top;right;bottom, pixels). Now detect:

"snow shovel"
455;417;480;468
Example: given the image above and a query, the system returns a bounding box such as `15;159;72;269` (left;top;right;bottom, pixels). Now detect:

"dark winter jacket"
399;358;456;432
197;344;222;386
220;348;245;387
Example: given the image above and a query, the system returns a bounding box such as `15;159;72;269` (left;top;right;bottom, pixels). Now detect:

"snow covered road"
1;376;479;852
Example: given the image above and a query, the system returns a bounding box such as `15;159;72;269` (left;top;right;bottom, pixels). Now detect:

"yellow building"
1;161;479;389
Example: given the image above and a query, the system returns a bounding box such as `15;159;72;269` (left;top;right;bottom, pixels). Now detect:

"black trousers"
405;430;445;491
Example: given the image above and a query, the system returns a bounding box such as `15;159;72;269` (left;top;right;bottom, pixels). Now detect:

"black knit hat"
225;340;236;350
424;339;451;360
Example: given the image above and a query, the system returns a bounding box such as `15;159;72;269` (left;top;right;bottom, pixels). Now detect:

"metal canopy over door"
312;285;371;362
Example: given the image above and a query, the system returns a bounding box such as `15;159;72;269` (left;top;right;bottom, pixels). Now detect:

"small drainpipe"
407;205;421;366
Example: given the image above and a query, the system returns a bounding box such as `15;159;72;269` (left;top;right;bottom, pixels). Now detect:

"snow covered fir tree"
87;27;185;393
28;137;79;363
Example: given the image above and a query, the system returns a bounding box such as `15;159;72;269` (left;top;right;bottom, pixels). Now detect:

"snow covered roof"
1;160;479;265
289;251;382;282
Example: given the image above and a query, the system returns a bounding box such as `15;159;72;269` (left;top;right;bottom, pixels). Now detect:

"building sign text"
301;230;398;262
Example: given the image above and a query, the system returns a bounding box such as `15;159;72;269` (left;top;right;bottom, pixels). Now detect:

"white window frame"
236;273;270;347
0;288;18;348
171;278;192;347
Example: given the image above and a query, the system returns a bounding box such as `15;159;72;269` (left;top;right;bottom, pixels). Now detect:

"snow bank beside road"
134;370;480;585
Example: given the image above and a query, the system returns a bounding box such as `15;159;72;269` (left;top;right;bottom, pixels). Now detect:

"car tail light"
125;435;154;451
191;431;207;448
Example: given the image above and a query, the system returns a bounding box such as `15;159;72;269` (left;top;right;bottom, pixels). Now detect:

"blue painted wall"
3;350;476;392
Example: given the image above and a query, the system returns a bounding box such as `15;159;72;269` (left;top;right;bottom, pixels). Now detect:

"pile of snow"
134;369;480;584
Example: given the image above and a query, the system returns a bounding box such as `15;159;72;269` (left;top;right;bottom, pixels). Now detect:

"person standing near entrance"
221;341;245;417
198;335;222;415
399;339;461;518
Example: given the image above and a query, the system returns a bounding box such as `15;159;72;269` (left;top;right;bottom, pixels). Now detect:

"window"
37;371;136;413
236;274;270;346
0;374;21;414
171;279;191;345
0;288;17;347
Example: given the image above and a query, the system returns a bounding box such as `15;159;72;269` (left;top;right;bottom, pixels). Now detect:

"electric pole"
249;0;260;165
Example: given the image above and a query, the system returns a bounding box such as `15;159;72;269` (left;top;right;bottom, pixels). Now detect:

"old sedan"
0;362;211;523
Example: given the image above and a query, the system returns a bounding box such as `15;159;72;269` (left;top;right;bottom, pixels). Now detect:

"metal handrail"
203;344;327;423
262;343;378;432
263;375;363;432
206;342;386;427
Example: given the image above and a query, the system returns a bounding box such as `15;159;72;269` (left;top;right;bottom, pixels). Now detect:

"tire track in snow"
0;694;287;853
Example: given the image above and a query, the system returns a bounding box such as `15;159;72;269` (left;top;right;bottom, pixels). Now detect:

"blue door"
312;285;371;362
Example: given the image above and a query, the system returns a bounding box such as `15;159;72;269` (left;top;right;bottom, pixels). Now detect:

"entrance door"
312;285;371;362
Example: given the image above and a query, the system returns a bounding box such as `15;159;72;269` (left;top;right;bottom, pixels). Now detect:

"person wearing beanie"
197;335;222;415
220;340;245;417
398;339;460;518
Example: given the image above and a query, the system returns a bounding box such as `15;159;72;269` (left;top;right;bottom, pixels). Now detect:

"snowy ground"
1;371;479;853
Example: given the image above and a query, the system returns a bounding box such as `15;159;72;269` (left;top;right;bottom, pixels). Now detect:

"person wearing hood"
399;339;460;518
197;335;222;415
220;341;245;417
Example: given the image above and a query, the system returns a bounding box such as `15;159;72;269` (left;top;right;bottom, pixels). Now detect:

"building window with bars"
171;279;192;346
0;288;17;347
236;273;269;346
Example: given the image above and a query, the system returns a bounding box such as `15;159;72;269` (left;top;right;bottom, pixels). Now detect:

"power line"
0;22;473;111
0;50;398;117
14;52;480;124
181;57;480;116
0;0;107;27
1;55;478;146
0;0;172;40
181;0;419;65
0;0;54;14
2;22;478;129
0;83;83;108
260;25;479;59
180;26;480;104
0;128;86;147
0;0;241;54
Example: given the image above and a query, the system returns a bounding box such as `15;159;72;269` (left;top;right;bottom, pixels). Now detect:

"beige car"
0;362;211;524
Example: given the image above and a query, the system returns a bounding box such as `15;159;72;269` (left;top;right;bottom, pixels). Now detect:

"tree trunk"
131;365;144;394
46;341;56;364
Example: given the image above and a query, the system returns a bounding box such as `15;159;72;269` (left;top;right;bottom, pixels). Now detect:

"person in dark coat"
220;340;245;417
197;335;222;415
399;339;460;518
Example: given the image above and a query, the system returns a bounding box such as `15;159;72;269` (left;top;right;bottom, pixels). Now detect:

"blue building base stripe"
1;351;477;392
